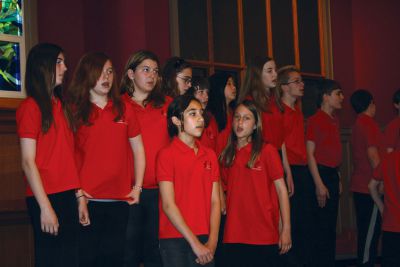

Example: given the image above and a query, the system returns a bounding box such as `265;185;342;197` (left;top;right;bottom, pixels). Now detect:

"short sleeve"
263;144;284;181
156;148;174;182
16;98;41;139
125;103;141;138
384;119;400;149
209;150;220;182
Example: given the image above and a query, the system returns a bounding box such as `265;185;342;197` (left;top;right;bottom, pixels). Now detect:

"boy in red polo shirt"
350;89;383;267
384;89;400;153
156;94;221;267
369;147;400;267
306;79;344;267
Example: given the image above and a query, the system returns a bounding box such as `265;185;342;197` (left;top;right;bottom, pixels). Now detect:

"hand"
286;174;294;197
192;241;213;265
279;228;292;254
78;197;90;226
40;206;59;235
378;182;384;195
204;239;217;255
82;190;93;199
316;183;330;208
125;188;141;205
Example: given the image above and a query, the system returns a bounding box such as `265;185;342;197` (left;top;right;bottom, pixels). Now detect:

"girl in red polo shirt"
220;100;291;267
120;50;171;267
16;43;87;267
157;94;221;267
67;52;145;267
161;57;192;98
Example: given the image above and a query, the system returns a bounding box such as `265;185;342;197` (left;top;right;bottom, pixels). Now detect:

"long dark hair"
238;56;283;113
161;56;191;98
219;100;264;168
25;43;68;132
120;50;165;108
67;52;123;128
207;72;235;132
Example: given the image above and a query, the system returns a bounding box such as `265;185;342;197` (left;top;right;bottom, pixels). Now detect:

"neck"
178;132;197;150
90;90;108;108
282;94;297;108
132;89;149;107
237;136;251;149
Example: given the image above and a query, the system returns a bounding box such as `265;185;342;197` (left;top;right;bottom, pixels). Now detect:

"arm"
219;181;226;215
306;140;329;208
367;146;380;169
281;143;294;197
75;189;90;226
20;138;59;235
159;181;213;265
126;134;146;204
368;179;384;214
274;178;292;254
205;182;221;254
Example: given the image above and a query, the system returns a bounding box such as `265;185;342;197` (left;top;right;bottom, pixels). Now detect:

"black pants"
160;235;214;267
224;243;279;267
79;201;129;267
26;190;79;267
382;231;400;267
124;188;162;267
215;214;226;267
353;192;381;267
280;165;317;267
313;165;340;267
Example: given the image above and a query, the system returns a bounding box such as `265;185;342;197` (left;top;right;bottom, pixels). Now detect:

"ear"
171;116;181;127
127;69;135;81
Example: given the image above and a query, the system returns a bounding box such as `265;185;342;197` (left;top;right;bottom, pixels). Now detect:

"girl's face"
91;60;114;97
194;87;209;109
180;100;205;138
261;60;277;89
224;77;237;104
233;104;256;143
55;53;67;86
176;67;192;95
131;59;159;94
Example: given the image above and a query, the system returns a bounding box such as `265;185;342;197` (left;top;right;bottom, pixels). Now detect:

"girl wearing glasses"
161;56;192;98
120;50;172;267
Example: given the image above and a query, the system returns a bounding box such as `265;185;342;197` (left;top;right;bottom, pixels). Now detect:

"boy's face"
178;100;205;138
282;71;304;98
324;88;344;110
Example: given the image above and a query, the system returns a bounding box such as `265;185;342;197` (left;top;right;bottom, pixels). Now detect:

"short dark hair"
392;89;400;105
350;89;373;114
317;79;342;107
167;94;200;137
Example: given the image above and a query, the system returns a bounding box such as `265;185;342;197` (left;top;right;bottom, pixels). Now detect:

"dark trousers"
382;231;400;267
79;201;129;267
160;235;214;267
124;188;162;267
314;165;340;267
353;192;381;267
280;165;317;267
215;214;226;267
26;190;79;267
224;243;279;267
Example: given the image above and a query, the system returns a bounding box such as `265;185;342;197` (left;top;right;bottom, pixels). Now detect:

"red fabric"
373;151;400;232
75;100;141;199
123;94;171;189
306;109;342;168
261;100;285;149
16;97;80;196
384;117;400;151
215;113;233;157
223;143;283;245
350;114;383;193
283;103;307;165
156;138;219;239
199;112;218;152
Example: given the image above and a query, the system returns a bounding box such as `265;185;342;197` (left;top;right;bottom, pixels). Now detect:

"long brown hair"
25;43;69;132
161;57;191;98
219;100;264;168
67;52;123;128
120;50;165;107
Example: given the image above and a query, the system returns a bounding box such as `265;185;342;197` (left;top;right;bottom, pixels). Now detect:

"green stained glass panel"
0;41;21;91
0;0;23;36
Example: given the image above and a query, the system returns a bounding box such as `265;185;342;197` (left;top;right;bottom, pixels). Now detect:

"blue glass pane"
0;0;23;36
0;41;21;91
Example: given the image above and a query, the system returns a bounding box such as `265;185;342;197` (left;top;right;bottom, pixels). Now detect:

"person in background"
384;89;400;153
161;56;192;98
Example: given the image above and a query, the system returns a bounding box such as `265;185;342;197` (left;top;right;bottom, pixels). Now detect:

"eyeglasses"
177;75;192;85
284;79;304;85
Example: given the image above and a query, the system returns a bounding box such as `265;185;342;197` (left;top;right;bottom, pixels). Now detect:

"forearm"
368;179;384;212
307;154;324;187
281;143;293;180
208;182;221;247
275;179;291;232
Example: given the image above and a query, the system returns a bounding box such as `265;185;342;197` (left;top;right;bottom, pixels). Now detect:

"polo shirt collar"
318;109;336;121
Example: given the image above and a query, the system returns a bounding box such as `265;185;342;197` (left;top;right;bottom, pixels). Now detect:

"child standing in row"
384;89;400;153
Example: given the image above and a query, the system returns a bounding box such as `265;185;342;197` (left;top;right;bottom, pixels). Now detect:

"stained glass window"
0;41;20;91
0;0;23;36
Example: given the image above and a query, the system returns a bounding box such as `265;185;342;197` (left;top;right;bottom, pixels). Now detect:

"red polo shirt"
384;117;400;151
75;100;141;199
123;94;172;189
156;138;219;239
262;100;285;150
350;114;383;193
215;113;233;157
223;143;283;245
283;103;307;165
199;112;218;152
306;109;342;168
16;97;80;196
373;151;400;232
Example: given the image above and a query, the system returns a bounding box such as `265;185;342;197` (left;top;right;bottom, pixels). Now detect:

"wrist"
132;185;143;192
